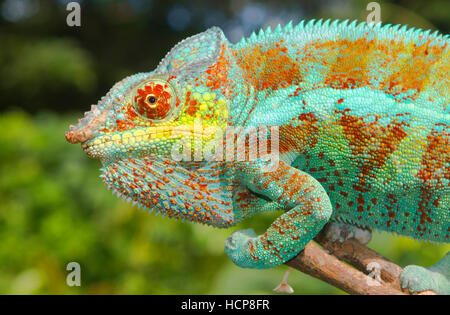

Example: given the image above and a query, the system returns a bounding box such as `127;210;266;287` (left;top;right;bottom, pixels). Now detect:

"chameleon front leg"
225;161;333;269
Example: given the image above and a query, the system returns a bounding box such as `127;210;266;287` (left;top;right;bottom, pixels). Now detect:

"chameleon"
65;19;450;294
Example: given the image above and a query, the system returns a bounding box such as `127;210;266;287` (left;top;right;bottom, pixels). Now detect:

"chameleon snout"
65;128;93;144
65;107;109;144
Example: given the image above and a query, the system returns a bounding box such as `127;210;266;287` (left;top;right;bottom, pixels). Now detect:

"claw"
366;261;382;287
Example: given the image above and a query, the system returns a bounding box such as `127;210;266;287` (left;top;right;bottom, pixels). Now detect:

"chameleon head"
65;27;234;163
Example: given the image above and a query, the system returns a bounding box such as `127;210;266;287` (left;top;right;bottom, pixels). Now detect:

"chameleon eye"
147;95;157;105
133;78;178;121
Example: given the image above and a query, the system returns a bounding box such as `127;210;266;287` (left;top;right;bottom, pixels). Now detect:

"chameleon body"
66;20;450;294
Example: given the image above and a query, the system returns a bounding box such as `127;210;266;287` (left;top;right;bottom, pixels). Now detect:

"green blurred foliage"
0;36;96;96
0;0;449;294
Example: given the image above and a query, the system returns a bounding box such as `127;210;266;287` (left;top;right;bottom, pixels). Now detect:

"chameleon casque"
65;20;450;294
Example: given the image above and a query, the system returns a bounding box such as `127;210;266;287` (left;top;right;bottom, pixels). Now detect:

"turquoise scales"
65;20;450;294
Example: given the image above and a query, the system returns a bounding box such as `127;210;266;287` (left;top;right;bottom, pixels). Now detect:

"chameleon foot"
323;221;372;244
400;252;450;295
225;228;259;268
273;268;294;293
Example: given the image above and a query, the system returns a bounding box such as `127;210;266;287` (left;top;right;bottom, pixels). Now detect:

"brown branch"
286;242;406;295
284;227;437;295
314;230;403;291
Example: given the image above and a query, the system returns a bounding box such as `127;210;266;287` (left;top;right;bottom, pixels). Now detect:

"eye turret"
132;77;178;121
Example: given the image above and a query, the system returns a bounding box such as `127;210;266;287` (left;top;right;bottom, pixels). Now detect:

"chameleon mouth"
81;127;207;159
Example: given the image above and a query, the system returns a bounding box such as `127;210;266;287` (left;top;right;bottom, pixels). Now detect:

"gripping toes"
322;221;372;244
225;229;259;268
400;253;450;295
400;265;450;295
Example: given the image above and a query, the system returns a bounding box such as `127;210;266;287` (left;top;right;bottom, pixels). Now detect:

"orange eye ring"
132;77;178;121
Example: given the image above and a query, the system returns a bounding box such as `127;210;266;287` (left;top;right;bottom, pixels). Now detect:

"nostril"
65;130;79;144
65;129;92;144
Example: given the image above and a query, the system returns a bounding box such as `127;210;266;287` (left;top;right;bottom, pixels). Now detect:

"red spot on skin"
337;98;344;104
101;104;139;133
357;194;365;205
184;91;199;116
187;99;198;116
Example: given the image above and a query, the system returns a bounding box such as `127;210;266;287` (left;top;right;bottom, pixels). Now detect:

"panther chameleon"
65;20;449;294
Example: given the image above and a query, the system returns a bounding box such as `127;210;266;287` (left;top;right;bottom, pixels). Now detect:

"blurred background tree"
0;0;449;294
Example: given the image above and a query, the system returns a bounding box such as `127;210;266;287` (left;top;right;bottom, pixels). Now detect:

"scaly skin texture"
66;20;450;294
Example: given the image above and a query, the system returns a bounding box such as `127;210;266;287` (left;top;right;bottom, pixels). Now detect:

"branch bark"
314;231;403;291
284;228;437;295
286;242;406;295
